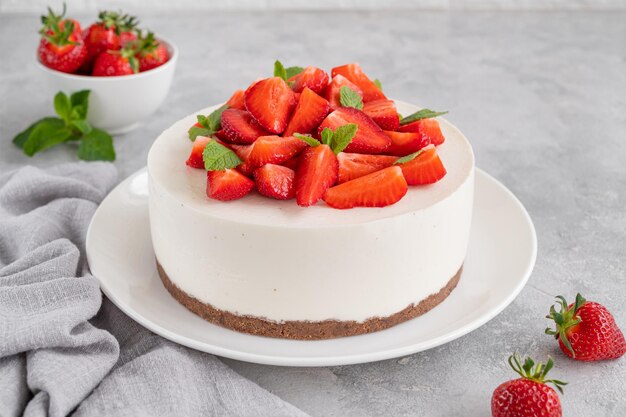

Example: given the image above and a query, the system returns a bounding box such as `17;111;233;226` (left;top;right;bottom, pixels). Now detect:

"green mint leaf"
71;119;93;134
274;60;287;81
207;104;228;132
23;119;72;156
196;114;209;128
339;86;363;110
188;126;213;141
70;90;90;120
330;124;358;154
54;91;72;123
394;148;426;165
400;109;448;125
12;117;61;149
285;66;304;79
397;113;403;120
293;133;320;147
320;128;333;146
374;78;383;91
202;140;242;171
77;128;116;161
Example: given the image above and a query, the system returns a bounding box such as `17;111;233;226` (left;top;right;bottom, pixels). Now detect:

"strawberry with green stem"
92;41;140;76
83;10;139;69
492;354;566;417
545;293;625;361
38;5;87;73
136;31;170;72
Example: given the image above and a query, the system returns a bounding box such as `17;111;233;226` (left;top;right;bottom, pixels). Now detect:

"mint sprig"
373;79;383;91
400;109;448;126
339;86;363;110
274;60;305;81
12;90;115;161
188;104;229;141
295;124;357;154
202;140;242;171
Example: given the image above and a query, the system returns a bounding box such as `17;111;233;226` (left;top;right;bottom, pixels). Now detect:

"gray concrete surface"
1;11;625;417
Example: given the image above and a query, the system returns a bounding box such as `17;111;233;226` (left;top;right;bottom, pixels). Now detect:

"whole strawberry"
37;5;87;73
492;354;566;417
546;293;625;361
136;31;170;72
82;10;138;69
92;44;139;76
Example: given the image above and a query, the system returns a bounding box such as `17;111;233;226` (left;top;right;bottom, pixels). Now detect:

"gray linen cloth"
0;163;309;417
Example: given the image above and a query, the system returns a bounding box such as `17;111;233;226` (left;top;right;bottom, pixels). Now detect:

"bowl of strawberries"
36;6;177;134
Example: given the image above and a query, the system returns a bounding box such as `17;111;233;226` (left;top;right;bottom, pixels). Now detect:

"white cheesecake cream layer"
148;101;474;323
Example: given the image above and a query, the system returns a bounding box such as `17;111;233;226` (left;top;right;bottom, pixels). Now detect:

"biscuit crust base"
157;261;462;340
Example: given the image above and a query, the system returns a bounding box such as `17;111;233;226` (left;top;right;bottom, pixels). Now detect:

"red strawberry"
331;63;386;102
492;354;565;417
37;7;87;73
226;89;246;110
247;136;308;168
185;137;211;169
206;169;254;201
214;129;228;141
230;144;254;176
323;166;407;209
318;107;391;154
82;11;138;70
254;164;296;200
283;88;331;136
337;153;397;184
384;130;430;157
92;47;138;76
295;145;338;207
119;30;137;46
323;75;363;109
546;293;626;361
362;99;399;131
244;77;296;134
288;66;329;94
136;32;169;72
397;145;446;185
398;118;445;146
280;155;301;171
220;109;269;144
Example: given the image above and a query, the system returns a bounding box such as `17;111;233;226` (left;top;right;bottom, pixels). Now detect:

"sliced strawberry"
244;77;296;134
221;109;269;144
206;169;254;201
214;129;228;141
185;137;211;169
397;145;446;185
226;89;246;110
247;136;308;168
384;130;430;157
229;144;254;176
283;88;331;136
254;164;296;200
323;166;407;209
280;155;301;171
318;107;391;154
398;118;445;146
322;75;363;110
337;153;397;184
362;99;399;131
331;63;386;102
295;145;338;207
288;66;329;94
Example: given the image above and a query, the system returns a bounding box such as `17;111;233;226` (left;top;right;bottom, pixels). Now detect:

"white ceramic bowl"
36;38;178;134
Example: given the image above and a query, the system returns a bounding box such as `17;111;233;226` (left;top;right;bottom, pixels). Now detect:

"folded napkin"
0;163;308;417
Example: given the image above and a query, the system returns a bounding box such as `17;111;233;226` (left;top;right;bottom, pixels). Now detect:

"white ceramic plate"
86;168;536;367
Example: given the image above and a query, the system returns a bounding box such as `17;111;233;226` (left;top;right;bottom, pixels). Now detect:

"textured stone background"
1;10;625;417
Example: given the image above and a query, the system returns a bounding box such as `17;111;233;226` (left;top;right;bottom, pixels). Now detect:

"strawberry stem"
508;353;567;394
545;293;587;357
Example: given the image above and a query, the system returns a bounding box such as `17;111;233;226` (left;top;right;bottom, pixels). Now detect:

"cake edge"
157;260;463;340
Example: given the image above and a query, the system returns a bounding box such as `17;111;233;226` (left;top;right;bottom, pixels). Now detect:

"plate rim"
86;167;537;367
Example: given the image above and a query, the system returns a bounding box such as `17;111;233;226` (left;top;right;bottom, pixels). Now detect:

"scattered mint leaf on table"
11;89;116;161
202;140;242;171
339;86;363;110
400;109;448;125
